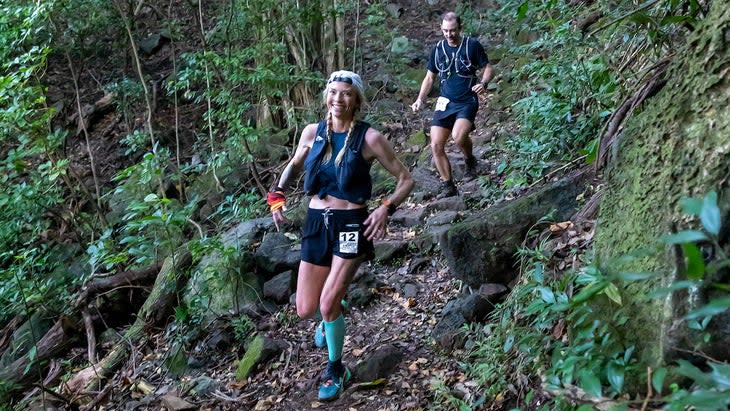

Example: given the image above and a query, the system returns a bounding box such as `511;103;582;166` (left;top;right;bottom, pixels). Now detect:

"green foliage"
106;78;145;133
52;0;119;58
166;0;324;179
504;26;617;188
87;145;196;269
273;307;298;329
232;314;256;343
209;190;266;228
472;0;699;193
0;2;78;323
456;190;729;409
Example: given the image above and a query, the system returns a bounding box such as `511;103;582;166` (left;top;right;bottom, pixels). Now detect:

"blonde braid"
334;120;356;166
322;112;334;164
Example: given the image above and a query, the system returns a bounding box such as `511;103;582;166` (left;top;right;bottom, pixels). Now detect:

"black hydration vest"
303;120;373;205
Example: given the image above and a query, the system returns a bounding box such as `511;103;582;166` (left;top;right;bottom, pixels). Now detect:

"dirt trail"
103;2;506;410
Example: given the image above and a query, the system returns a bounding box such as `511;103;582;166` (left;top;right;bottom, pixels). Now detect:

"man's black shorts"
432;99;479;129
301;207;375;266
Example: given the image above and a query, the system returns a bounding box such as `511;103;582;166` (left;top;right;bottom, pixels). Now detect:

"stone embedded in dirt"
478;283;509;300
161;394;196;411
353;344;404;381
390;206;427;226
427;195;466;212
427;210;459;226
402;282;418;298
236;335;286;381
347;269;384;308
374;238;409;262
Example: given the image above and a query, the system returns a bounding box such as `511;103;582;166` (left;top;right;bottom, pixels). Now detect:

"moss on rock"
594;2;730;368
236;334;264;381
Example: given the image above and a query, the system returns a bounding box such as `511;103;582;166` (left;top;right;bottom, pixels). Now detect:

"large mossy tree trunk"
594;1;730;368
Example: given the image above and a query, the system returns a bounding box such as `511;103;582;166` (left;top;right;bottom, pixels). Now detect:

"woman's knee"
295;295;318;319
319;293;346;320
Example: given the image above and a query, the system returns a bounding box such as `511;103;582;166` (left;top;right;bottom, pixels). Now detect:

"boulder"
254;232;300;274
184;218;272;321
442;167;593;287
263;270;294;304
354;344;404;381
235;334;286;380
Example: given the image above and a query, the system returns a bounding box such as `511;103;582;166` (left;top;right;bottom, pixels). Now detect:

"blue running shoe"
318;361;351;401
313;299;349;348
314;321;326;348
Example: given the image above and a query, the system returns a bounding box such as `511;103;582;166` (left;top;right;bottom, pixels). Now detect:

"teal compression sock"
323;314;345;362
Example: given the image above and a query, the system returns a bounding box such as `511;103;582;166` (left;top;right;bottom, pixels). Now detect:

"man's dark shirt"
426;36;489;103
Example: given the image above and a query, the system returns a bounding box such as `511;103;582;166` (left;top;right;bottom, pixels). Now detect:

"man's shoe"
436;179;458;199
464;156;478;182
318;361;351;401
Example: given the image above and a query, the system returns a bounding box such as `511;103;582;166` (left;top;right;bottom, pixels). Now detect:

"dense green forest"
1;0;728;409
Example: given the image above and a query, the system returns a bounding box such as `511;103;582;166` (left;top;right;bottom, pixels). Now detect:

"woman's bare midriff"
308;195;366;210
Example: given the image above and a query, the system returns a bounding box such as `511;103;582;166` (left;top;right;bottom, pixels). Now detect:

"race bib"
435;96;450;111
338;231;359;254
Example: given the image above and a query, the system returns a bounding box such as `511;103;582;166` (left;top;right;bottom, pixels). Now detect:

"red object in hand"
267;191;286;213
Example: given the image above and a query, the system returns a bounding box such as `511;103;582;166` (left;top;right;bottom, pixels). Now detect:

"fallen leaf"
549;221;573;232
353;378;387;390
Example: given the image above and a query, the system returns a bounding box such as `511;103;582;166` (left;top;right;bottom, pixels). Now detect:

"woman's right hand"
272;209;291;232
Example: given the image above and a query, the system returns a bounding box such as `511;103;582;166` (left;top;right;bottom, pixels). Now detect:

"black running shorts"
432;99;479;129
301;208;375;266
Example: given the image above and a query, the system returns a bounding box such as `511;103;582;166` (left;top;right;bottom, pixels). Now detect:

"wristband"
383;198;397;216
267;190;286;213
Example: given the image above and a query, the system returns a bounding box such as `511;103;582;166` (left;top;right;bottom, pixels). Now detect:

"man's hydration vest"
434;36;478;81
303;120;373;205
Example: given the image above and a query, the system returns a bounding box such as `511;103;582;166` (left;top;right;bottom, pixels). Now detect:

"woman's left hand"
363;205;389;241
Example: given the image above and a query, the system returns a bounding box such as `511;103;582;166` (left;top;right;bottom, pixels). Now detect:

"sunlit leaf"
700;191;721;235
603;283;622;305
516;1;529;20
686;297;730;320
661;230;707;244
652;367;667;394
579;369;602;397
682;243;705;280
680;197;703;215
537;286;555;303
580;138;599;164
503;335;515;353
708;362;730;390
616;271;654;281
607;361;624;392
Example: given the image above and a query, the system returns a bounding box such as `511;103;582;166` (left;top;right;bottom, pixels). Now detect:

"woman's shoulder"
362;124;385;144
298;122;322;147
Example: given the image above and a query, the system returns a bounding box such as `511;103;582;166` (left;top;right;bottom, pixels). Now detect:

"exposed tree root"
64;248;192;401
596;57;671;170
